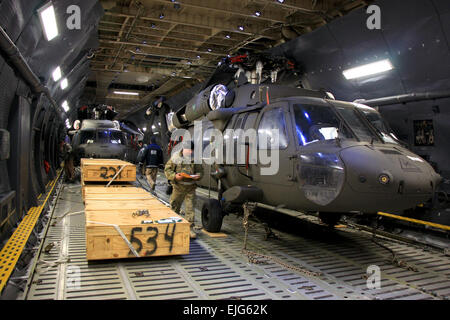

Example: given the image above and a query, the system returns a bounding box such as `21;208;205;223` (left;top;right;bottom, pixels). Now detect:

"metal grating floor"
23;174;450;300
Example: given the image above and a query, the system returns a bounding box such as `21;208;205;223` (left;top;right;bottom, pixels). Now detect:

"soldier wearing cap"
164;140;203;239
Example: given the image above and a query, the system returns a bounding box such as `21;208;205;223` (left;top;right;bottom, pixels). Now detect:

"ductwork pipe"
355;91;450;107
0;26;62;116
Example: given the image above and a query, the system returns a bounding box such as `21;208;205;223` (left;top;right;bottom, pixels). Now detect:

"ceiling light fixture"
277;0;285;3
114;91;139;96
159;13;165;19
255;11;261;17
238;25;244;31
225;34;231;39
62;100;69;112
60;78;68;90
343;59;394;80
52;66;62;81
38;2;59;41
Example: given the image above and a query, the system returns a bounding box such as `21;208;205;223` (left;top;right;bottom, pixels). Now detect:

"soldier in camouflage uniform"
164;141;203;239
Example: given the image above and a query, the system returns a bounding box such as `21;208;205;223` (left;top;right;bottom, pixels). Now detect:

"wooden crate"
85;199;162;211
81;158;136;183
81;181;134;201
85;187;189;260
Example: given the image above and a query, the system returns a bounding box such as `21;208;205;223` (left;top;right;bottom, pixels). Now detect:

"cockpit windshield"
293;104;354;145
79;130;95;144
293;103;382;146
97;130;126;145
354;104;400;144
79;129;126;145
334;106;379;142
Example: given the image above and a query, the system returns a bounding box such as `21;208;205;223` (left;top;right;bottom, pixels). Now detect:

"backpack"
137;147;147;163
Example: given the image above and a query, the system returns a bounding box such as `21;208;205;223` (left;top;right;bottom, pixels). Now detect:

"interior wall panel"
6;96;31;221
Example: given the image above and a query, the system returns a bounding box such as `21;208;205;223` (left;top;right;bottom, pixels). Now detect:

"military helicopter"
69;119;129;164
165;54;442;232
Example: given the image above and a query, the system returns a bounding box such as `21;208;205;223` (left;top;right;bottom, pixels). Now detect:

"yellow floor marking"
0;170;62;294
378;212;450;231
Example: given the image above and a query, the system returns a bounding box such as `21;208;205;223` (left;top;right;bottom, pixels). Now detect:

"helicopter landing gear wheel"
201;199;223;232
319;212;342;227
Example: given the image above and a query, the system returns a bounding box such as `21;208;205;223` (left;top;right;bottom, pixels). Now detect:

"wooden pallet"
84;187;189;260
81;158;136;183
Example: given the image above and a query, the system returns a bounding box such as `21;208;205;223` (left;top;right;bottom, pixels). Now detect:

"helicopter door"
253;104;295;187
232;112;259;180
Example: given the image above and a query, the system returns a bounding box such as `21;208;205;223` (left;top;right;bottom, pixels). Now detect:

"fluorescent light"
65;119;71;129
52;66;61;81
143;127;147;132
114;91;139;96
38;2;59;41
60;78;68;90
62;101;69;112
343;59;394;80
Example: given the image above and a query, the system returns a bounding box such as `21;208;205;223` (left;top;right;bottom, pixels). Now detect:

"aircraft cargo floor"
20;172;450;300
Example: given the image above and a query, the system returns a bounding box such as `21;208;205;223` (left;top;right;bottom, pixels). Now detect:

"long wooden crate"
84;186;189;260
81;158;136;183
81;180;134;201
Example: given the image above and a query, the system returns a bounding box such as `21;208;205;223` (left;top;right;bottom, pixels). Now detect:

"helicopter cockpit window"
293;104;353;146
334;107;378;142
97;131;109;144
97;130;126;145
110;131;126;145
358;109;399;144
258;108;288;150
79;130;96;144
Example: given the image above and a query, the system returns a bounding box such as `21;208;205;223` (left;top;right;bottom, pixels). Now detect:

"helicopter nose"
340;146;436;194
338;146;438;211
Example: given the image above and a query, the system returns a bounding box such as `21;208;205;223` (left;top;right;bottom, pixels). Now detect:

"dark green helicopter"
162;55;442;232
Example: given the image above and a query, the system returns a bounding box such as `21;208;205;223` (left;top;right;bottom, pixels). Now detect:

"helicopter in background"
69;105;144;164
